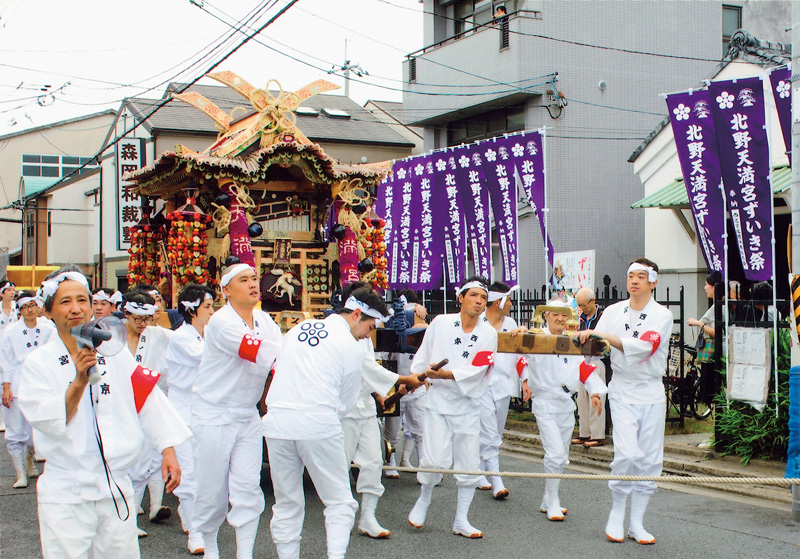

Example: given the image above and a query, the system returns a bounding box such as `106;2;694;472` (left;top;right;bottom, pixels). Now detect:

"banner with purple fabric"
506;130;555;266
388;159;420;286
709;77;773;281
768;66;791;166
474;138;519;286
408;155;441;289
452;145;492;278
432;151;466;285
375;169;396;287
665;89;725;274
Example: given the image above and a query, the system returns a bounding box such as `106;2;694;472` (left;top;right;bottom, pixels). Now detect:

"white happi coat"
264;314;367;440
0;304;17;332
485;315;524;401
523;326;608;415
345;338;397;420
0;317;55;392
132;325;172;392
193;304;281;421
165;322;204;407
595;298;674;405
17;334;190;503
410;314;497;413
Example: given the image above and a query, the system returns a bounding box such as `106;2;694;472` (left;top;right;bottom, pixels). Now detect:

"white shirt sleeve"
583;371;608;397
361;356;399;397
18;355;71;439
451;328;497;398
137;385;191;453
208;311;282;373
0;333;13;385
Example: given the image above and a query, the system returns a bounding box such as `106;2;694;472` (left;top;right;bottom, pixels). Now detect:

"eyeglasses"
576;299;595;309
129;315;153;325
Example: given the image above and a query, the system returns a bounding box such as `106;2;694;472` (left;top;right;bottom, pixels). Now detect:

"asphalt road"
2;449;799;559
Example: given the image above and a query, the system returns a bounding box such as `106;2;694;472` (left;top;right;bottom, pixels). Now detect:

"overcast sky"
0;0;423;135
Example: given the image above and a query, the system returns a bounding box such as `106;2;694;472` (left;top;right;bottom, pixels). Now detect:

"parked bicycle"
664;335;713;420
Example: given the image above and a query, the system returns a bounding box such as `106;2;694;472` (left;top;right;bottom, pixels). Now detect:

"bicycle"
664;336;713;420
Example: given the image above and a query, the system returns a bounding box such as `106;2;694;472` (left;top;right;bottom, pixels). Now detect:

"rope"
382;466;800;487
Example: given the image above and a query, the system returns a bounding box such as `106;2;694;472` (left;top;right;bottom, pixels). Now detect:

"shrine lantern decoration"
127;203;164;286
166;194;214;287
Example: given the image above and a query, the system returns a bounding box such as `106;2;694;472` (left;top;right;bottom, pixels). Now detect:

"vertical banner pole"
542;128;549;293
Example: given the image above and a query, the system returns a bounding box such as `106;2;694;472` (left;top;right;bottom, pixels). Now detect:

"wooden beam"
671;208;696;243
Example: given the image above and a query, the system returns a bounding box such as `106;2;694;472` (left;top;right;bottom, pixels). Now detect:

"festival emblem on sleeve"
238;334;262;363
516;356;528;378
472;350;494;367
638;331;661;360
131;365;161;413
579;361;597;383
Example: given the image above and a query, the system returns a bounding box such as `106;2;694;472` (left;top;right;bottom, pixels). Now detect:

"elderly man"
573;287;608;448
18;266;189;559
578;258;674;544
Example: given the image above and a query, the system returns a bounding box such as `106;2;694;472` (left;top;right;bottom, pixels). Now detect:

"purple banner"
409;156;441;289
435;151;466;285
374;171;396;285
769;66;791;166
709;77;773;281
506;130;555;266
665;89;725;274
390;160;418;286
474;138;519;286
452;145;492;278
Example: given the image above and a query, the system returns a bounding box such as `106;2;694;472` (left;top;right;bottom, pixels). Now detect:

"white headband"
488;285;519;307
41;272;91;302
344;295;393;325
110;291;123;305
456;280;489;297
221;264;256;287
545;300;569;309
181;292;213;312
16;296;40;308
93;291;120;304
627;263;657;283
0;282;15;293
124;301;158;316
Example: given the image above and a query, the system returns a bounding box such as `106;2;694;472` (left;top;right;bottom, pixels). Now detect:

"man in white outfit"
407;276;498;538
521;298;607;521
478;282;528;499
264;287;417;559
578;258;674;544
192;263;282;559
17;267;189;559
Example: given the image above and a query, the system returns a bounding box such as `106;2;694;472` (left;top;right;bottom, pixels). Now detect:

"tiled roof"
122;83;413;148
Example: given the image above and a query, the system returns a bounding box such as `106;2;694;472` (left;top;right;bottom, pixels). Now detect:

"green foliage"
714;327;791;464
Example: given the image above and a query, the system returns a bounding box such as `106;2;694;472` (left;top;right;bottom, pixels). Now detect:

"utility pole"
329;39;368;99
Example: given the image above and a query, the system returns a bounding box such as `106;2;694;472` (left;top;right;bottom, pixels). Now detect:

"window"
321;108;351;119
25;210;34;239
722;5;742;55
47;211;52;237
409;57;417;83
446;104;525;146
20;153;99;179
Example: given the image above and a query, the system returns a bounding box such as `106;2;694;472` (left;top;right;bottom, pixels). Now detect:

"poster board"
726;326;771;410
551;249;595;298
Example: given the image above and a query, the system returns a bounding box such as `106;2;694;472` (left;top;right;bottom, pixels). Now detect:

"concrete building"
629;31;790;322
0;110;116;265
402;0;790;291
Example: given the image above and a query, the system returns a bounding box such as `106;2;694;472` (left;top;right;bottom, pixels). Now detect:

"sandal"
583;439;605;448
571;437;590;445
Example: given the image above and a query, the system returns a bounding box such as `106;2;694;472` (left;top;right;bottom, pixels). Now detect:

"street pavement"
2;443;800;559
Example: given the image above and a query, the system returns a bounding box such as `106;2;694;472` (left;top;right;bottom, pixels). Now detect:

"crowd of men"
1;256;673;558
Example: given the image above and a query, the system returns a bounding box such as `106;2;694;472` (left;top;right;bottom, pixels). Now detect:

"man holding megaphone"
17;266;190;559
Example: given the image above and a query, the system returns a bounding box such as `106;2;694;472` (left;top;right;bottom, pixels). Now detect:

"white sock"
628;492;655;543
605;490;628;542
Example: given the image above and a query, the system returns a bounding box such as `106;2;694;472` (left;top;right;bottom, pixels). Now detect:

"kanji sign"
116;138;146;250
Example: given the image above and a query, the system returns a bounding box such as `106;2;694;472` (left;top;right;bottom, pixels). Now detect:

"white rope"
382;466;800;486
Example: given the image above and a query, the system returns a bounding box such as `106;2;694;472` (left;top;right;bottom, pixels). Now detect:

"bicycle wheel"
689;370;713;420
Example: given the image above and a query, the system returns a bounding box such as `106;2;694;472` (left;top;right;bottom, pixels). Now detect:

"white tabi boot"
605;490;628;543
544;479;565;521
408;484;433;528
275;541;300;559
10;454;27;488
202;530;220;559
235;518;259;559
452;486;482;538
24;447;39;478
486;455;508;499
400;439;414;467
187;531;205;556
357;493;391;538
148;480;171;522
476;459;491;490
383;453;399;479
628;492;656;544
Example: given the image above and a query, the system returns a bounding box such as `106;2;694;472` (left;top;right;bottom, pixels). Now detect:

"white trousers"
533;409;574;473
169;393;197;527
608;400;666;496
130;441;162;509
342;416;385;497
192;414;265;533
4;399;33;456
417;408;480;488
266;434;357;556
400;397;425;451
576;361;607;439
38;497;139;559
478;389;511;465
382;415;401;447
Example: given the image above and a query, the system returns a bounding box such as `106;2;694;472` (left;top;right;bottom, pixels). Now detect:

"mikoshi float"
123;71;391;326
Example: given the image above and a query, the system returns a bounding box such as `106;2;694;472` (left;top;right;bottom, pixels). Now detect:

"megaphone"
71;316;128;384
